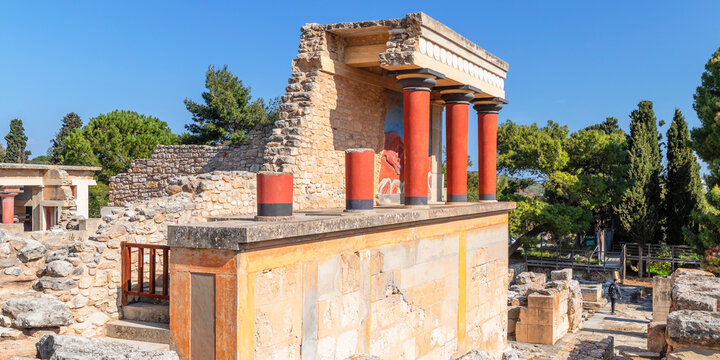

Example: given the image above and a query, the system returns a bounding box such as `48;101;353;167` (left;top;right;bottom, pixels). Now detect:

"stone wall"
508;269;583;345
0;171;257;355
108;127;269;206
168;211;511;359
648;269;720;356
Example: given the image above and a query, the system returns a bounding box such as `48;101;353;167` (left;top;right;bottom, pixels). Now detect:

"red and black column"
256;172;293;218
441;90;475;203
473;98;507;202
396;71;440;206
345;148;375;211
0;188;21;224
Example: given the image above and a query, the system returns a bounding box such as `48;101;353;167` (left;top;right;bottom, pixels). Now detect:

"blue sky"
1;1;719;171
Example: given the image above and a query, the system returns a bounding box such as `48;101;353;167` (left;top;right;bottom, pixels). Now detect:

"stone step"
122;302;169;323
105;319;172;345
97;336;171;352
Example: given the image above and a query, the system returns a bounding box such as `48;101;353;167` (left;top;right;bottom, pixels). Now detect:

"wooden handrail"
120;241;170;306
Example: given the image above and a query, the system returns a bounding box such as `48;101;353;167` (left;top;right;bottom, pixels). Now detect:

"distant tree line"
1;64;279;217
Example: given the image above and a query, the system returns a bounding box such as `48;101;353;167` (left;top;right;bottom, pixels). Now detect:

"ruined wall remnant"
649;268;720;356
509;269;583;345
0;170;256;350
167;207;513;359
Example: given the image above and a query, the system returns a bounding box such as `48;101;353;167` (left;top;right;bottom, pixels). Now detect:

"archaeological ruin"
0;12;522;360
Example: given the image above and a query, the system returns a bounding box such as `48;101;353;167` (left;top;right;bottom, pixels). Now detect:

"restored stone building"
0;164;99;231
1;12;516;360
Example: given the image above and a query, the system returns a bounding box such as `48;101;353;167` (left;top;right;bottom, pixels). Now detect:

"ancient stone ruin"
0;12;524;360
507;269;583;345
649;268;720;358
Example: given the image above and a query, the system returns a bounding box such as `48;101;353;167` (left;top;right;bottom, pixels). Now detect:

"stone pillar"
473;98;507;202
0;188;21;224
442;90;474;203
256;172;293;220
397;74;437;206
345;148;374;211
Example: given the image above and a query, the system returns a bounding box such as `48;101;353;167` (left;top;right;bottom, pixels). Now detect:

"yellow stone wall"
169;213;510;359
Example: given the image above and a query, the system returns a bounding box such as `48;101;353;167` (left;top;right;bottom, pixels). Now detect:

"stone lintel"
168;202;515;251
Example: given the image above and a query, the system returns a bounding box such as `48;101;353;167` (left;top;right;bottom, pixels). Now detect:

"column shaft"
442;91;474;203
403;89;431;206
477;112;499;201
2;196;14;224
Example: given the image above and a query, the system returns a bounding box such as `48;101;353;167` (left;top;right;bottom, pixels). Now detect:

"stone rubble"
35;334;178;359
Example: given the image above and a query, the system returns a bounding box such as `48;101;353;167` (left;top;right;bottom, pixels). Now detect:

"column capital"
440;90;475;104
472;97;508;113
389;68;445;91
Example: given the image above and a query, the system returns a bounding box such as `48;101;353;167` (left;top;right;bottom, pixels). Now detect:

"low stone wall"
167;204;513;359
108;138;269;206
0;171;258;353
509;269;583;345
649;268;720;355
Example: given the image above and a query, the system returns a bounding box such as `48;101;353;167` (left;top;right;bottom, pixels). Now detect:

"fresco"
378;91;434;200
378;91;404;196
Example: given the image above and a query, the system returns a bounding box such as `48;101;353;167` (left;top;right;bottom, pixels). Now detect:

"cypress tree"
50;112;82;164
4;119;29;163
614;101;663;246
666;109;704;245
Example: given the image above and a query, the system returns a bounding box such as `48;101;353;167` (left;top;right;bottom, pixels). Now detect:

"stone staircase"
105;302;172;347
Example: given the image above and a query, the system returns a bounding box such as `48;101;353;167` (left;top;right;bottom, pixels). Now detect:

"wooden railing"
120;242;170;306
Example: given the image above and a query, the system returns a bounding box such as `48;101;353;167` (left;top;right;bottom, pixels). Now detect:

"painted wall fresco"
378;91;404;197
378;91;434;200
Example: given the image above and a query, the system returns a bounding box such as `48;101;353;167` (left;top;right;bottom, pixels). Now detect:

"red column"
442;91;474;203
345;148;375;211
473;100;506;201
398;75;437;206
256;172;293;219
1;188;21;224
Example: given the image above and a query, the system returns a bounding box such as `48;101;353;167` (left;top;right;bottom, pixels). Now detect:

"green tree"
614;101;663;247
0;143;5;161
685;186;720;253
50;112;83;164
666;109;704;245
61;110;177;182
4;119;29;163
497;119;627;243
88;181;109;218
29;155;52;164
691;47;720;186
182;65;279;145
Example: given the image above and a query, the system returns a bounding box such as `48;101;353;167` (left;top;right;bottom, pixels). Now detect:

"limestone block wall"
649;269;720;353
0;171;257;349
169;213;510;359
108;131;269;206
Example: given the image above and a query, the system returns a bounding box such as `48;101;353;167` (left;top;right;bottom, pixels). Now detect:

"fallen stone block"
551;268;573;281
33;276;77;291
36;334;179;360
581;284;604;302
515;272;546;286
17;240;46;262
647;321;667;354
667;310;720;351
666;348;720;359
453;350;494;360
2;295;74;328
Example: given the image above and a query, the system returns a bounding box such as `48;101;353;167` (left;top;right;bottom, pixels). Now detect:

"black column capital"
397;76;437;91
441;91;475;104
473;103;504;113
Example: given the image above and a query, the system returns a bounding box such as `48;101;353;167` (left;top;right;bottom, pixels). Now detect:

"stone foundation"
508;269;583;345
167;203;513;359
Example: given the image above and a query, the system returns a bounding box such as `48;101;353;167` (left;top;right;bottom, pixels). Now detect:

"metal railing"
524;244;624;273
120;242;170;306
612;242;701;277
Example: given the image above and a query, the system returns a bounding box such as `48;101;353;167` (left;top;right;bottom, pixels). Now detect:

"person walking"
608;279;622;315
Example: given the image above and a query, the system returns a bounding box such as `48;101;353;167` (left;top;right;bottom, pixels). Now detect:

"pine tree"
4;119;29;163
691;47;720;186
666;109;704;245
50;112;82;164
614;101;663;246
181;64;279;145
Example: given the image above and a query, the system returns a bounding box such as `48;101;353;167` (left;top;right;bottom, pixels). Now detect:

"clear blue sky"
2;1;719;172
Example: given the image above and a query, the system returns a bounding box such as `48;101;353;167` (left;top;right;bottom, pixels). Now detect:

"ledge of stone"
168;202;515;250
